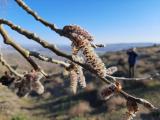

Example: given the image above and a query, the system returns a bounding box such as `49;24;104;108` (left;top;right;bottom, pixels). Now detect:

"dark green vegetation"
0;45;160;120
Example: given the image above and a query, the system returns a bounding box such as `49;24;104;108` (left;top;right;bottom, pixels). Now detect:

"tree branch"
0;20;157;111
0;19;111;82
120;90;157;110
91;44;105;48
11;0;154;82
29;51;153;82
15;0;63;35
0;25;48;77
29;51;70;68
0;52;23;78
0;19;71;59
0;19;153;82
15;0;103;49
107;74;153;81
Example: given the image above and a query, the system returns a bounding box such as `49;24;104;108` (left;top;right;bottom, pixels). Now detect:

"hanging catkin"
78;66;86;88
99;82;122;100
62;25;107;78
67;62;86;94
126;99;139;120
31;72;44;94
99;83;116;100
70;68;78;94
32;80;44;94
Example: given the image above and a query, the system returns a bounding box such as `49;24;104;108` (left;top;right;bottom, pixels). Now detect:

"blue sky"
0;0;160;46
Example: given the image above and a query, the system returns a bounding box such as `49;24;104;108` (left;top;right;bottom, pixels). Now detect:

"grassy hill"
0;45;160;120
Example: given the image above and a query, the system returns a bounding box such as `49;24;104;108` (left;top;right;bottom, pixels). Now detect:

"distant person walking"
127;48;138;78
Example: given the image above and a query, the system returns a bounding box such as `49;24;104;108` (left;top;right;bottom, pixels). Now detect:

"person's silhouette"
127;48;138;78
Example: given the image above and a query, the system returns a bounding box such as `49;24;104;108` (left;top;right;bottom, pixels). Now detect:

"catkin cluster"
62;25;107;78
31;72;44;94
67;62;86;94
63;25;93;42
99;82;122;100
17;72;44;97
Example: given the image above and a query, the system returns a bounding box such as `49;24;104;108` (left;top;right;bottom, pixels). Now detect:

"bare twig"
0;19;152;82
106;74;152;81
120;91;157;110
15;0;63;35
14;0;104;51
0;52;23;78
91;43;105;48
29;51;70;68
30;51;151;82
0;19;71;60
15;0;105;52
0;25;48;77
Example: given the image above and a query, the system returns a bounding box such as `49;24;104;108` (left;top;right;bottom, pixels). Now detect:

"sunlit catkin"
70;69;78;94
99;84;116;100
67;62;86;94
99;82;122;100
62;25;107;78
78;66;86;88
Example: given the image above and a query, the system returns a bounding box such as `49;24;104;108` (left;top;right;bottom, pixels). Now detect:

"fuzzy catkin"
70;70;78;94
125;99;139;120
31;72;44;94
63;25;107;78
68;62;86;94
99;84;116;100
81;43;107;77
32;80;44;94
63;25;93;41
78;66;86;88
99;82;122;100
